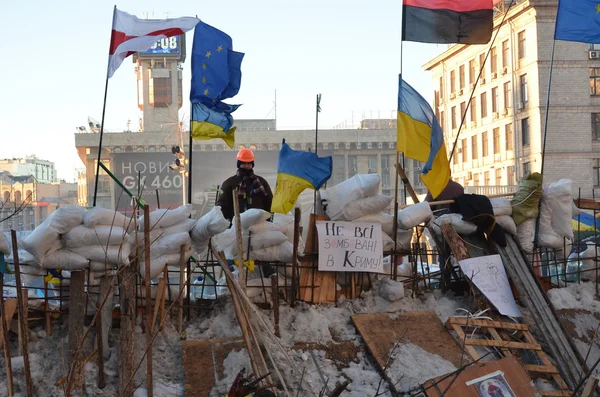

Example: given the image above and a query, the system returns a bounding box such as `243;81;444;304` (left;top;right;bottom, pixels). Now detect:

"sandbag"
434;213;477;235
49;205;86;233
142;232;191;259
495;215;517;236
538;188;563;249
41;249;89;270
138;204;193;230
382;230;413;252
572;201;581;217
548;179;574;239
83;207;130;229
250;241;293;262
0;232;10;255
89;261;117;273
354;213;395;235
511;172;543;226
162;218;197;235
70;244;131;265
140;248;193;280
191;206;230;244
249;230;288;251
21;223;62;261
321;174;380;220
63;225;128;248
398;202;433;229
332;195;393;221
517;219;535;253
128;229;164;252
490;198;512;216
237;208;272;229
211;228;236;253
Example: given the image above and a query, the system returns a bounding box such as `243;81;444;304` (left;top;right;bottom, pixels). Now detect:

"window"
348;156;358;177
507;166;515;185
450;70;456;94
439;76;444;100
502;40;509;70
459;65;465;90
113;147;121;153
149;77;172;107
521;118;530;146
479;53;486;79
469;59;476;85
461;139;468;162
505;124;514;151
473;173;480;186
592;113;600;140
518;30;526;59
492;87;498;113
381;156;390;187
491;47;498;75
148;146;156;152
482;131;489;156
471;136;478;159
367;156;377;173
471;98;477;122
440;110;445;131
594;159;600;187
520;74;528;102
453;149;459;165
460;102;466;124
503;82;511;109
523;161;531;177
451;106;457;129
493;128;500;154
484;171;490;186
480;92;488;118
332;155;345;185
136;146;144;152
590;68;600;96
495;168;502;185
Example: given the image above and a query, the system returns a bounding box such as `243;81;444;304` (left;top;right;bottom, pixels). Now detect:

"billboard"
140;35;181;56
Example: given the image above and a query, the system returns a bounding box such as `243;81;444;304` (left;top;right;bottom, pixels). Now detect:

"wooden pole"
271;274;280;338
159;266;168;332
143;204;153;397
0;272;14;396
11;230;33;397
67;270;85;394
291;207;301;307
178;245;186;334
96;275;112;389
232;189;247;291
43;279;51;336
396;164;420;204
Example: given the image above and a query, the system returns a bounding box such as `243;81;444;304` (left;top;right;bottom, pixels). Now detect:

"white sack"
548;179;574;239
538;188;563;249
162;218;197;235
250;241;293;262
332;195;393;221
321;174;380;220
517;219;535;253
138;204;193;230
434;213;477;235
21;223;62;261
143;232;191;259
63;225;128;248
382;230;413;252
249;230;288;251
140;248;193;280
0;233;10;255
70;244;131;265
41;249;89;270
495;215;517;236
89;261;117;274
398;202;433;229
190;206;230;243
83;207;130;229
237;208;272;229
47;205;85;234
211;228;236;253
128;229;164;251
490;198;512;216
572;201;581;217
354;213;395;236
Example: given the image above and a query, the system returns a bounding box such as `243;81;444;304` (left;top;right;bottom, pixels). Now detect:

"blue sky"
0;0;446;181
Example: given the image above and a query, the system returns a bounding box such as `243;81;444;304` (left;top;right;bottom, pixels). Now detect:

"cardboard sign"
459;254;522;318
316;221;384;273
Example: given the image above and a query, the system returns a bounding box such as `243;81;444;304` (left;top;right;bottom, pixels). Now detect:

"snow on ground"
0;275;474;396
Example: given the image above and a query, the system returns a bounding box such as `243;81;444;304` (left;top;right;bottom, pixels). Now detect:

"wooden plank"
299;214;327;303
1;274;14;396
352;311;467;371
182;338;245;397
447;317;530;331
574;198;600;211
143;204;153;397
582;376;599;397
464;338;542;350
539;391;572;397
449;323;480;361
0;298;17;350
523;364;559;374
118;264;137;397
67;270;86;393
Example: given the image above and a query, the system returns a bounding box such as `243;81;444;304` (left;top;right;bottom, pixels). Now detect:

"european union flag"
271;140;332;214
555;0;600;43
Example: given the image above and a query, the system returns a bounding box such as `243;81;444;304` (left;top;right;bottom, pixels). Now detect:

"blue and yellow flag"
572;212;599;232
397;76;450;199
271;140;332;214
190;21;243;147
555;0;600;44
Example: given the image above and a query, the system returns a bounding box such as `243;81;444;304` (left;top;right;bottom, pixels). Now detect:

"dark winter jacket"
217;174;273;221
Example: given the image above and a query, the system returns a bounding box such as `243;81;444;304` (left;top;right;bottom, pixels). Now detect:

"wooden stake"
11;230;33;397
67;270;85;394
159;266;168;332
271;274;280;338
118;264;136;397
43;279;51;336
178;245;186;334
582;376;599;397
396;163;420;204
143;204;153;397
291;207;301;307
232;188;246;291
0;272;14;396
96;275;112;389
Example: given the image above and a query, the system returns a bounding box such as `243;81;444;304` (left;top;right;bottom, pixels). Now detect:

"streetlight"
170;145;187;205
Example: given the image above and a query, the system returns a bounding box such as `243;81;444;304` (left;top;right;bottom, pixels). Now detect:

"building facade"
424;0;600;198
0;155;58;184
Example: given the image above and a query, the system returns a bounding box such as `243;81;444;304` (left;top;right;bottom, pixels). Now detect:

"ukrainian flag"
191;102;237;148
271;140;332;214
397;76;451;199
572;212;599;232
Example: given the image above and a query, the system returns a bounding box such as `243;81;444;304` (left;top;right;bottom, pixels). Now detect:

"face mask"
238;168;254;177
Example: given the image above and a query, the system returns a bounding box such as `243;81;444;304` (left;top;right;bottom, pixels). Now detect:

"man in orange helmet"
217;148;273;221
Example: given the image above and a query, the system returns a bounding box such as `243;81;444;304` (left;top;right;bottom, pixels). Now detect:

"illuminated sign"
140;35;181;56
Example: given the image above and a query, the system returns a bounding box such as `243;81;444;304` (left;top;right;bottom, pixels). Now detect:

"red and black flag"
402;0;494;45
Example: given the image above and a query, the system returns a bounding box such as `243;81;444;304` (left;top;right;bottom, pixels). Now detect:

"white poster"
316;221;384;273
458;254;522;318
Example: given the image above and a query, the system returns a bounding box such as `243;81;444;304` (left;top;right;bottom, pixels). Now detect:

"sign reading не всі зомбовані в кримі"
315;221;384;273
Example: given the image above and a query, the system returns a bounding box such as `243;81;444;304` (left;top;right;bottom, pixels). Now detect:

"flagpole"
540;39;556;176
313;94;321;215
93;5;117;207
188;103;193;204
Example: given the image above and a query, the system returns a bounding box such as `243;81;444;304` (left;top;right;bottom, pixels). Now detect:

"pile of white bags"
397;202;433;229
320;174;383;220
190;206;230;254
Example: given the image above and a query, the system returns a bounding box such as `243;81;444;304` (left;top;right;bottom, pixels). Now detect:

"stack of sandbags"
20;205;89;270
134;204;195;280
431;213;477;236
320;174;381;220
248;213;304;261
190;206;230;255
211;208;274;260
491;198;517;236
65;207;132;275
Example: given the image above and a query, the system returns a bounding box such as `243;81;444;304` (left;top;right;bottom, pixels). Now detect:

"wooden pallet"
446;317;571;397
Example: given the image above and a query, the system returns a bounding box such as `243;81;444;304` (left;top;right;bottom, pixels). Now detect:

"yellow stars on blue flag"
596;3;600;13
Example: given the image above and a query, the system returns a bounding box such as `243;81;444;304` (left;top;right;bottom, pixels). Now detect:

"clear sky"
0;0;446;182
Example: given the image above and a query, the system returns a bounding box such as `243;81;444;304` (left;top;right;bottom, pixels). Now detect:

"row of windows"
454;123;519;164
440;30;526;99
2;190;33;203
455;167;516;188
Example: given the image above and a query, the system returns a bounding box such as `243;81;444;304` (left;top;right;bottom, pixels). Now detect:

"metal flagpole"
93;5;117;207
188;104;193;204
313;94;321;215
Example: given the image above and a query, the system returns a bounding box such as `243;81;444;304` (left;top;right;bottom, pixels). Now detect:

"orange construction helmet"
237;148;255;162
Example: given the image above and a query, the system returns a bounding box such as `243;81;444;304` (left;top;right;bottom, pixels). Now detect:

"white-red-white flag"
107;8;198;78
